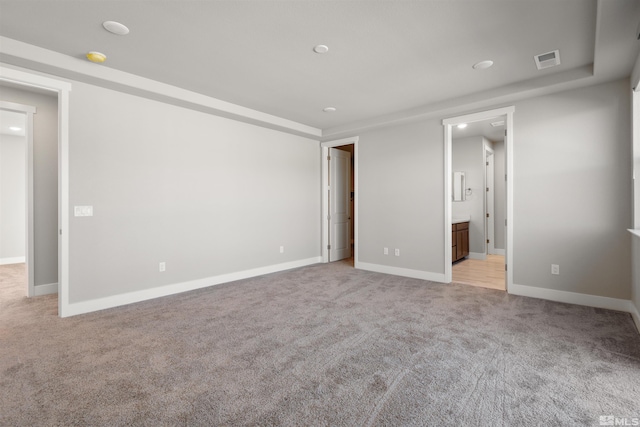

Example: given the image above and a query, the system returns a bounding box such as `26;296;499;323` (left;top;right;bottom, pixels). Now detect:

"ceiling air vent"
534;50;560;70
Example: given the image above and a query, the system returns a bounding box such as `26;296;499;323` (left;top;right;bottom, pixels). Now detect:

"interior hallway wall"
0;133;26;262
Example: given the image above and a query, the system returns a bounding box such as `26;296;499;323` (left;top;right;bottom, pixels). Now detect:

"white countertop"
452;217;470;224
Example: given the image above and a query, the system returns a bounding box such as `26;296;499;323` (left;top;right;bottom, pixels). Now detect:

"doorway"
450;118;505;290
321;136;359;266
443;107;514;291
0;104;35;296
0;66;71;316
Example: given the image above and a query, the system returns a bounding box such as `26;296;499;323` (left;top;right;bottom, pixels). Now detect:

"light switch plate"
74;206;93;217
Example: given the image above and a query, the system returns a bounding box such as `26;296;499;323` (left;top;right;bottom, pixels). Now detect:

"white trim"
444;124;453;282
0;100;36;113
510;283;637;313
631;304;640;335
0;37;320;139
34;282;58;296
0;257;26;265
443;106;514;291
320;136;359;265
629;229;640;238
505;111;514;292
357;262;446;283
492;248;506;256
61;257;321;317
511;284;640;333
0;65;71;317
26;106;34;297
468;252;486;260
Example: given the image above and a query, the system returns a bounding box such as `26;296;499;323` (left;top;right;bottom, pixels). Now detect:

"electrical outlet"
159;262;166;272
383;247;388;255
280;246;284;253
551;264;559;275
395;248;400;256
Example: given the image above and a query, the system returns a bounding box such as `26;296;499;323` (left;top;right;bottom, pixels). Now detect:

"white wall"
0;133;26;261
0;86;58;284
358;79;632;300
68;82;321;304
452;136;485;255
358;121;444;275
513;79;631;299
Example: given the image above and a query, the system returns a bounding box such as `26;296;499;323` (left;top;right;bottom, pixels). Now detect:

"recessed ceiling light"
323;107;337;113
103;21;129;35
313;45;329;54
490;120;505;127
9;126;22;131
86;51;107;63
457;123;468;129
472;60;494;70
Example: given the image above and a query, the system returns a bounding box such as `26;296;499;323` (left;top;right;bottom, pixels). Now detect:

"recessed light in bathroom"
490;120;505;127
323;107;337;113
9;126;22;131
313;45;329;54
103;21;130;35
472;60;494;70
457;123;468;129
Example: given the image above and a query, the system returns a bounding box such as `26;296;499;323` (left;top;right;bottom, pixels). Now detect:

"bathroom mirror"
453;171;465;201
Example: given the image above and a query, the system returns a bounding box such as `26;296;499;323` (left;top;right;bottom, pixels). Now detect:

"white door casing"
443;106;514;291
329;148;351;262
0;65;71;316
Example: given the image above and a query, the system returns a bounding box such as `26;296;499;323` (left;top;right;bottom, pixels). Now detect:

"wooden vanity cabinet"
452;222;469;262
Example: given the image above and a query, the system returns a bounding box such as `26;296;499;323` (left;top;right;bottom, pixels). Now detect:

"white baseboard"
0;256;26;265
510;283;640;334
490;249;505;256
356;261;446;283
468;252;486;260
630;302;640;334
34;282;58;296
60;257;322;318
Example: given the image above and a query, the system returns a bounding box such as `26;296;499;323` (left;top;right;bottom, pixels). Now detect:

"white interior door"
329;148;351;262
486;150;496;255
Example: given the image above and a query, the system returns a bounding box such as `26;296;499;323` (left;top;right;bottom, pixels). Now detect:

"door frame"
320;136;359;265
0;101;36;296
0;65;72;316
443;106;514;291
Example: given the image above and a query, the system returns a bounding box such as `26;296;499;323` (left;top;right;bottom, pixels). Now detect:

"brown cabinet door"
461;228;469;258
456;230;463;260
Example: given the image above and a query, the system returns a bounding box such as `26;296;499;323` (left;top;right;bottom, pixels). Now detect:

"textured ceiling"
0;0;638;133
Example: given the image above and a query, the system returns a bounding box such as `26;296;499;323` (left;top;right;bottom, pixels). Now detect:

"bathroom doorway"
450;118;505;290
443;106;514;291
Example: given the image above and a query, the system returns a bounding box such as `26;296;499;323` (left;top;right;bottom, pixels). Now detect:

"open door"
329;148;351;262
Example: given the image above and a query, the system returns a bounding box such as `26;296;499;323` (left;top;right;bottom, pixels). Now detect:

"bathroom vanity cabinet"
452;221;469;262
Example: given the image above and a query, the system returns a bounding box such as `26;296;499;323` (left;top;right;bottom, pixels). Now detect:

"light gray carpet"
1;261;639;426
